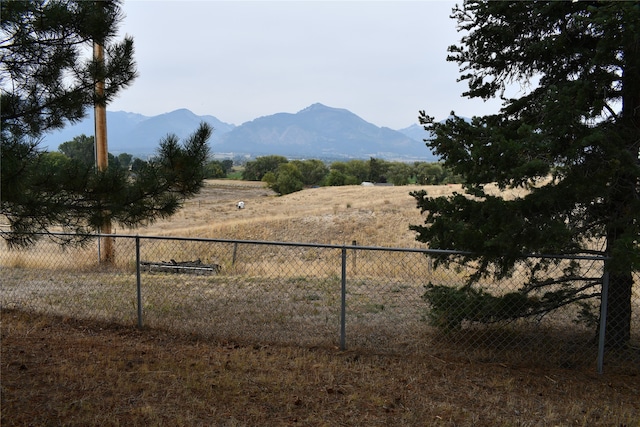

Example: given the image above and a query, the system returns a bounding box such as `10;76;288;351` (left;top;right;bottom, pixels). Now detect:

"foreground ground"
3;181;639;425
2;310;639;426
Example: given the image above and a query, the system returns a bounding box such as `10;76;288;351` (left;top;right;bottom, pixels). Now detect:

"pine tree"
411;1;639;348
1;0;212;247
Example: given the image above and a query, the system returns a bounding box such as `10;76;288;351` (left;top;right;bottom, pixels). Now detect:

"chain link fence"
1;233;638;373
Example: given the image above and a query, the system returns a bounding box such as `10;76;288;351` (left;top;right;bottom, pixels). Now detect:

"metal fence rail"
1;233;638;373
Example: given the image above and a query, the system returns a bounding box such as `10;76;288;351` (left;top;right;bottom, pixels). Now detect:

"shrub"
422;283;540;330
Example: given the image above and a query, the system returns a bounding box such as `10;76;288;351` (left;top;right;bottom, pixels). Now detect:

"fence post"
597;268;609;374
340;246;347;351
97;230;101;263
232;242;238;266
135;236;143;328
351;240;357;274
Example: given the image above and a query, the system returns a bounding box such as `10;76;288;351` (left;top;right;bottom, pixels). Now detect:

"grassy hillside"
133;179;463;247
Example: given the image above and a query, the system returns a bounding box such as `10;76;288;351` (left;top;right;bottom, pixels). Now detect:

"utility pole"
94;39;114;263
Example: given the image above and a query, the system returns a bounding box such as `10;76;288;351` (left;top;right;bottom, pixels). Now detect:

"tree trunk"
93;39;114;264
604;271;633;348
603;22;639;349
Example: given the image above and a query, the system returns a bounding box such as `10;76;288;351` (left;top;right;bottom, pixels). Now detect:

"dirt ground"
2;310;639;427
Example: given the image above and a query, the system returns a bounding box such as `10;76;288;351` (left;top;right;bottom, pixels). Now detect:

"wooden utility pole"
94;40;114;263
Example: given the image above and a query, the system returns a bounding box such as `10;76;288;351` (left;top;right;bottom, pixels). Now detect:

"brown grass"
131;179;531;245
2;180;640;426
2;310;639;427
131;180;435;246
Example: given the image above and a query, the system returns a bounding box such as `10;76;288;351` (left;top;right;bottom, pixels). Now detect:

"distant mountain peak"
215;103;437;161
297;103;349;115
298;102;329;113
163;108;197;117
41;105;439;161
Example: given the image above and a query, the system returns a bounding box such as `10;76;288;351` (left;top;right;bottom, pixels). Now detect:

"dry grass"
2;310;639;427
2;180;640;426
132;180;436;246
131;179;531;246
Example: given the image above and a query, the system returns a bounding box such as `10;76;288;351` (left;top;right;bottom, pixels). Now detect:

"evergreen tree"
1;0;212;247
368;157;389;183
1;0;136;139
411;1;639;348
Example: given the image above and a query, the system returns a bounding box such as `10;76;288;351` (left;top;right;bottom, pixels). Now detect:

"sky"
109;1;505;130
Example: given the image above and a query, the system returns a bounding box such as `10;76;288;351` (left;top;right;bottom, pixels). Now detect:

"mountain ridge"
42;103;437;161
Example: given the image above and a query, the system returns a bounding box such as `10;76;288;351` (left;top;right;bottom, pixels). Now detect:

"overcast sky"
109;1;504;129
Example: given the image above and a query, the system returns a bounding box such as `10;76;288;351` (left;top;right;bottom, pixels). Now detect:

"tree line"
241;155;462;195
52;134;234;177
50;137;457;197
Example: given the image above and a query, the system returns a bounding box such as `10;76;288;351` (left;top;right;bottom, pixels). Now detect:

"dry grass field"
2;180;639;426
132;179;451;246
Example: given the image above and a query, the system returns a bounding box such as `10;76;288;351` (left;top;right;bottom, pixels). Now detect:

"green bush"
422;283;540;330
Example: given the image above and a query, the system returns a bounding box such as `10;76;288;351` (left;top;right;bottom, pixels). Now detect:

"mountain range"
42;103;437;162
